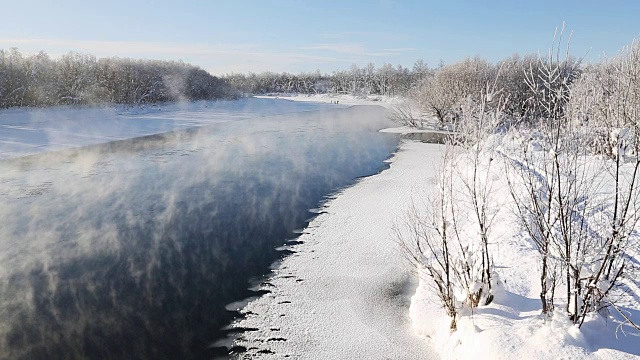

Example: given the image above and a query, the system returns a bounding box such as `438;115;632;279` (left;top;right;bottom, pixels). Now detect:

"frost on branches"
397;28;640;354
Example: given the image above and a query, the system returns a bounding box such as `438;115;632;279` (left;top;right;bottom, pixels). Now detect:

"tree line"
223;60;431;97
0;48;235;109
223;53;584;127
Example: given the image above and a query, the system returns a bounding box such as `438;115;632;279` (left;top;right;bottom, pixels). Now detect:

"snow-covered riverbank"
254;93;401;109
232;96;640;359
231;133;640;359
408;134;640;360
230;140;442;359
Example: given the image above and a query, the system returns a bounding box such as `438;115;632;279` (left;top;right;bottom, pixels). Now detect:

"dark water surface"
0;104;399;359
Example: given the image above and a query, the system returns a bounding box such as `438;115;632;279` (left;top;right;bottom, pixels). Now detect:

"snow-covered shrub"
494;54;538;119
504;123;640;327
567;39;640;156
395;144;497;332
412;57;496;126
401;25;640;344
557;39;640;326
388;99;431;128
396;84;505;331
523;26;582;124
499;32;640;327
0;49;235;108
505;66;640;325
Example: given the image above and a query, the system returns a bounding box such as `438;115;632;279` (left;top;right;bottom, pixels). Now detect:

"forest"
0;48;235;108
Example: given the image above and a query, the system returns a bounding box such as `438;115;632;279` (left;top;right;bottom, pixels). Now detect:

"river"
0;99;399;359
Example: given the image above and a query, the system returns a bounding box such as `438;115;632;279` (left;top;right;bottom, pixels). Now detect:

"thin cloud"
319;32;405;42
300;43;416;57
378;47;417;53
0;38;258;57
0;38;347;74
300;43;368;55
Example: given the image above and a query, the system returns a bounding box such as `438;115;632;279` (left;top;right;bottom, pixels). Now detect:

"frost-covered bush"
395;145;498;331
505;123;640;326
225;61;423;97
411;57;496;126
389;25;640;350
395;91;504;331
567;39;640;155
504;33;640;324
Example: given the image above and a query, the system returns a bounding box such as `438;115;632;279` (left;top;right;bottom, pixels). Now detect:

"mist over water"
0;102;399;359
0;98;340;159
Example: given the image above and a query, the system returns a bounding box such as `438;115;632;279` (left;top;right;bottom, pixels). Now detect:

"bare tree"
395;77;507;331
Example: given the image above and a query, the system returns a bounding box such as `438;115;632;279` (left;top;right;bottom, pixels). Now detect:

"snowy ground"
256;94;441;130
408;135;640;359
229;140;442;359
254;93;402;109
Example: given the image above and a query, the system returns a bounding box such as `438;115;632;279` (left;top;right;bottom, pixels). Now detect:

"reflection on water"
0;105;399;359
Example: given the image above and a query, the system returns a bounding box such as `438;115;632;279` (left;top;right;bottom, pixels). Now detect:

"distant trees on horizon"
0;48;236;109
224;60;432;97
2;40;634;124
222;52;583;124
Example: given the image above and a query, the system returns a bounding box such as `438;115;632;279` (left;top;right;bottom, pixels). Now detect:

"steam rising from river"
0;101;398;359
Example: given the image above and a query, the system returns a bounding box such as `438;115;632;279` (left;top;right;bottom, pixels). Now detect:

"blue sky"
1;0;639;75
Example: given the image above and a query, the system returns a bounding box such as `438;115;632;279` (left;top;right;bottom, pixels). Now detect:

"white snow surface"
231;141;442;359
257;94;441;130
254;93;402;109
409;134;640;360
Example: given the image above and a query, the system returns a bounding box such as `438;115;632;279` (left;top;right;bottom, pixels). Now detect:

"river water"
0;100;399;359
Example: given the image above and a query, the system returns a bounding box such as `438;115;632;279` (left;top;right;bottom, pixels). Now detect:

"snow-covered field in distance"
254;93;402;109
0;98;340;159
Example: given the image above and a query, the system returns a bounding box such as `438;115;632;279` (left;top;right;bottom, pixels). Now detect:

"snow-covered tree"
0;48;234;108
412;57;495;126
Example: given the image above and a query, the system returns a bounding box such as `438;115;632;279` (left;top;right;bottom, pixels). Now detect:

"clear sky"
1;0;638;75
